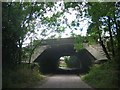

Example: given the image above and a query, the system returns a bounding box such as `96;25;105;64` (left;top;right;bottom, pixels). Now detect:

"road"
32;74;93;88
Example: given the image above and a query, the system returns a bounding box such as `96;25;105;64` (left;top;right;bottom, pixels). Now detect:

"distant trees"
65;56;81;68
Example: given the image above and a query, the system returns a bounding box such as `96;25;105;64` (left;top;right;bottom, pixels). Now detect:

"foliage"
2;2;64;67
87;2;120;58
65;56;81;68
86;22;99;44
88;2;115;21
87;36;98;45
2;63;44;88
59;57;67;68
31;62;40;71
74;35;85;51
82;60;118;88
2;2;44;67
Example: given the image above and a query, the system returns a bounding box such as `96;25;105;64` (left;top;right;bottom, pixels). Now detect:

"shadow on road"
43;68;88;75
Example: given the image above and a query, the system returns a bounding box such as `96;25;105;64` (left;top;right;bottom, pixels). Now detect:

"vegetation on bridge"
2;1;119;88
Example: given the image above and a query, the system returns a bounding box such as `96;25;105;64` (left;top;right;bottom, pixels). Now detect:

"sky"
23;1;91;47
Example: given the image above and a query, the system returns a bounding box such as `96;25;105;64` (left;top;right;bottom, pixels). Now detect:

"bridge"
30;38;107;74
31;38;75;63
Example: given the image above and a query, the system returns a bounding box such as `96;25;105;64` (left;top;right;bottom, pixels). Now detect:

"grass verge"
81;60;118;88
3;63;44;88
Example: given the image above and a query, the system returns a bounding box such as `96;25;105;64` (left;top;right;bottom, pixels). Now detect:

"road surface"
32;74;93;88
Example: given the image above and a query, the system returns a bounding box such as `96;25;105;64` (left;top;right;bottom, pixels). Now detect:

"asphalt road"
32;74;93;88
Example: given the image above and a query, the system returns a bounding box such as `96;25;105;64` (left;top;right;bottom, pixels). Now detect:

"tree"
63;2;120;61
86;2;119;60
65;56;81;68
2;2;53;68
2;2;67;67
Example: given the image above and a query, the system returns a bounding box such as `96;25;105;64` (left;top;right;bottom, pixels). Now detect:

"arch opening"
57;55;84;74
58;56;68;69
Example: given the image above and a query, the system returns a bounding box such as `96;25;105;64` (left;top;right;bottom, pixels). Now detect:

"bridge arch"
34;44;96;74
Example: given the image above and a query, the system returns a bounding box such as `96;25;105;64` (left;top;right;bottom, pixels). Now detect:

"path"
32;75;93;88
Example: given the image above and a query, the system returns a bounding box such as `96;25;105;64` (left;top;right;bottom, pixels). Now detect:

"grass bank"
81;60;118;88
3;63;44;88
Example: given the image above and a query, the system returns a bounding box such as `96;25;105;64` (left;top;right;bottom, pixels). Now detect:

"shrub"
81;60;118;88
3;63;44;88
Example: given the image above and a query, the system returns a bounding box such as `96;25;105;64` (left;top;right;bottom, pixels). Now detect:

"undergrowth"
81;60;118;88
3;63;44;88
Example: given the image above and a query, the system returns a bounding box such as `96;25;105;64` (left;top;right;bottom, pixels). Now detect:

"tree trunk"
97;21;111;60
108;16;115;57
28;40;42;64
28;30;54;64
114;14;120;63
18;39;22;64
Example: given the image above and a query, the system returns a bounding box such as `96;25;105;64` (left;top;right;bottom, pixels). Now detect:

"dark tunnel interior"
34;44;96;74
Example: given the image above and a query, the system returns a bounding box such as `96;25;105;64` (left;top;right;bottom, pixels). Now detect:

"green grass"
81;60;118;88
3;63;44;88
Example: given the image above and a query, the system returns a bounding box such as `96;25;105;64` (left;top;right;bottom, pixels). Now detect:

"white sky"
23;1;90;47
